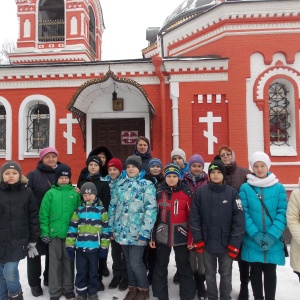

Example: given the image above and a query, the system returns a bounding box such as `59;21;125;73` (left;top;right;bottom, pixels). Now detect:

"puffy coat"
152;180;193;247
239;176;287;265
183;171;208;193
0;177;40;263
108;174;157;245
66;198;109;252
287;186;300;272
189;183;245;253
39;183;81;239
224;162;251;192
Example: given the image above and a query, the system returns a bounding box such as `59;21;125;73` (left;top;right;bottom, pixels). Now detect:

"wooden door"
92;118;145;162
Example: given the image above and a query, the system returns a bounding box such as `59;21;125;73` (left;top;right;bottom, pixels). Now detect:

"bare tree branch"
0;39;16;65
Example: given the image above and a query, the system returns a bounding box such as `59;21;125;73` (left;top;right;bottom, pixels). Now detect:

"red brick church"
0;0;299;191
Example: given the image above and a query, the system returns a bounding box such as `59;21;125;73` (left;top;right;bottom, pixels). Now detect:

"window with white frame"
0;105;6;151
26;103;49;151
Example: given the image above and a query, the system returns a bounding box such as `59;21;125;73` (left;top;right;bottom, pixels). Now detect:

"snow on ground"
19;246;299;299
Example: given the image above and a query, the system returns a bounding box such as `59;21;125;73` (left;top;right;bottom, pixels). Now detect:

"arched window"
269;82;290;146
0;105;6;151
27;103;49;151
89;6;96;56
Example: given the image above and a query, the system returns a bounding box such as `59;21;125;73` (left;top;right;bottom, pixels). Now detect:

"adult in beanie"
0;160;40;300
189;158;245;300
26;146;61;297
183;154;208;299
239;151;287;300
218;145;251;300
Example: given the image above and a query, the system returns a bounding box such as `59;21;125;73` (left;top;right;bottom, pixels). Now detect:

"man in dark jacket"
189;159;245;300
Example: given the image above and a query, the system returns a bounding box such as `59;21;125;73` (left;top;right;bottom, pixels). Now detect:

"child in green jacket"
39;164;81;300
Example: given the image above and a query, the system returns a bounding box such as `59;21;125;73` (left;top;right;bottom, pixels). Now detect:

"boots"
194;273;207;300
134;288;149;300
123;286;139;300
8;291;23;300
238;283;249;300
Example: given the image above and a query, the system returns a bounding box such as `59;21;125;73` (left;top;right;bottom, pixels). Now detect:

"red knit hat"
107;158;122;174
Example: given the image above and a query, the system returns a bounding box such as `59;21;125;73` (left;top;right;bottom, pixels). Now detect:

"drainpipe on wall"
152;56;167;165
170;81;179;149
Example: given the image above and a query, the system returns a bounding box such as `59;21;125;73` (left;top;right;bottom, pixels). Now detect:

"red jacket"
153;180;193;247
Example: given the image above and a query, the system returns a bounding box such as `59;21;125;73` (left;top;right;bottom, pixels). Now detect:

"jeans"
250;262;277;300
203;250;233;300
0;261;21;300
121;245;148;289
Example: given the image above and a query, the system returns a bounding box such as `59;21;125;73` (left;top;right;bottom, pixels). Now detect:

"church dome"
159;0;222;33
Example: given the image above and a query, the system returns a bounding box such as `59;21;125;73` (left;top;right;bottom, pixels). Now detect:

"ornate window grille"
27;103;49;151
269;82;290;146
0;105;6;150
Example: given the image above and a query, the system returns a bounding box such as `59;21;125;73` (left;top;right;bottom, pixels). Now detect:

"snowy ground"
19;246;299;300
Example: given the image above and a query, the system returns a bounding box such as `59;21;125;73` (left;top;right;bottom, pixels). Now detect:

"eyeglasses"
220;153;232;158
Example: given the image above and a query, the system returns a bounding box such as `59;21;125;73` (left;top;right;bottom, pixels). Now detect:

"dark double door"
92;118;145;163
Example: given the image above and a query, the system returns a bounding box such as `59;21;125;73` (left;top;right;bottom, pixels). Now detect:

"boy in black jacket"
189;159;245;300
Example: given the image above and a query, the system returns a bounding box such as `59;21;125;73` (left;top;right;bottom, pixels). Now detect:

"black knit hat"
208;160;226;178
126;155;142;171
55;164;71;183
86;155;101;167
0;161;22;182
80;182;98;196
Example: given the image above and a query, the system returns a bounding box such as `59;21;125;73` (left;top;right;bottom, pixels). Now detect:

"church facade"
0;0;300;190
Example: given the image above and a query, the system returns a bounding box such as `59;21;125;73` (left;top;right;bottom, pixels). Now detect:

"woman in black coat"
26;147;61;297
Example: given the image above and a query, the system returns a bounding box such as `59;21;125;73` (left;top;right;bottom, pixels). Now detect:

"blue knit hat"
149;158;163;169
164;163;180;177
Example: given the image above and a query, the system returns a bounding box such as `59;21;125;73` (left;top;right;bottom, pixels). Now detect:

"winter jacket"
77;170;111;211
224;162;251;192
152;180;193;247
39;183;81;239
66;197;109;252
287;186;300;272
183;171;208;193
108;174;157;245
27;161;62;207
239;175;287;265
189;183;245;253
0;177;40;263
179;162;189;179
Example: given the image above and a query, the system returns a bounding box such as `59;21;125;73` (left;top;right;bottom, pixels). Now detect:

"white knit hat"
171;148;186;162
250;151;271;170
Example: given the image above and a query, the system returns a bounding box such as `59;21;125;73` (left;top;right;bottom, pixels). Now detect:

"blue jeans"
203;250;233;300
0;261;21;300
121;245;148;289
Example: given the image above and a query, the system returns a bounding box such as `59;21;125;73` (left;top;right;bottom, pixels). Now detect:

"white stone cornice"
169;73;228;82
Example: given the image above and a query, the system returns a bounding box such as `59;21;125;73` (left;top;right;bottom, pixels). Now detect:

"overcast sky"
0;0;184;60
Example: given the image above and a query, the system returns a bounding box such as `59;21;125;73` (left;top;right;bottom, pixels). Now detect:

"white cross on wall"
59;113;79;154
199;111;221;155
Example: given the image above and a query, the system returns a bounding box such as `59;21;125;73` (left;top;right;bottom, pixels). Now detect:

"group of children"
0;143;298;300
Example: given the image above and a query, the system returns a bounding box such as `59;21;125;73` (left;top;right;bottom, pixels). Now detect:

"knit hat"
171;148;186;162
189;154;205;168
250;151;271;171
80;182;98;196
107;158;122;174
126;155;142;171
0;161;21;181
149;158;163;169
164;163;180;177
39;147;59;160
208;160;226;178
55;164;71;183
86;155;101;167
